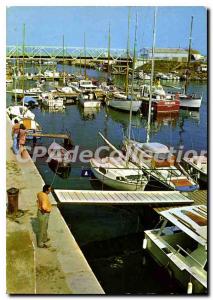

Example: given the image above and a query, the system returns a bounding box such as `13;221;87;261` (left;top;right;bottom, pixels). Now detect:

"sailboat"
168;16;202;110
90;133;148;191
106;12;142;113
122;8;199;192
7;24;36;122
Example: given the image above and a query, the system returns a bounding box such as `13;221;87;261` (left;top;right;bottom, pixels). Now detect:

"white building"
140;48;202;62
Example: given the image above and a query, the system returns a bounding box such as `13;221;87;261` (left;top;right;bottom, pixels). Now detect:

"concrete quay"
6;117;104;294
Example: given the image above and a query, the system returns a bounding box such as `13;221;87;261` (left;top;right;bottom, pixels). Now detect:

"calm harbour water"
7;63;207;294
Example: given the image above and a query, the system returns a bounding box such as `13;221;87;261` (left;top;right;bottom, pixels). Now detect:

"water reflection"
179;109;200;124
79;105;101;121
106;106;143;129
48;160;71;179
153;112;179;128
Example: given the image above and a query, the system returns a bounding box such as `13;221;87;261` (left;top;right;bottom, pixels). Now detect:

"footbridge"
6;45;135;61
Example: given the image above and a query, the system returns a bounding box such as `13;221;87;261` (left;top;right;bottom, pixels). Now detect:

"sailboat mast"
14;34;18;105
185;16;194;94
22;23;25;102
84;32;87;79
146;8;157;144
63;34;65;85
127;13;137;140
107;23;111;79
125;8;131;95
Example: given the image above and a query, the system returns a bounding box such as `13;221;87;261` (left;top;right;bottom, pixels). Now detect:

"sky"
6;6;207;55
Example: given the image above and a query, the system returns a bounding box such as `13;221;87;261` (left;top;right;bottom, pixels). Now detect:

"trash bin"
7;187;19;215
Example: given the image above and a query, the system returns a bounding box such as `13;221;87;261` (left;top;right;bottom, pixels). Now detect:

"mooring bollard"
7;187;19;215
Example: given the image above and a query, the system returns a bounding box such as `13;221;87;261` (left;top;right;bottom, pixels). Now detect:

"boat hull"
180;98;202;109
90;164;147;191
79;98;101;108
144;231;207;294
141;99;180;113
107;100;142;112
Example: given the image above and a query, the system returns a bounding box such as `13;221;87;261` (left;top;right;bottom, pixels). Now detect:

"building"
140;48;201;62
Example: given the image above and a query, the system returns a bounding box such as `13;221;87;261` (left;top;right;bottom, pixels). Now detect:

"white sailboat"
90;133;148;191
106;11;142;113
90;156;148;191
144;205;207;294
168;17;202;110
123;9;199;192
106;95;142;112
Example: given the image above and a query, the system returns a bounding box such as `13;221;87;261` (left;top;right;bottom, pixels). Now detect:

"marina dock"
6;117;104;294
55;189;194;205
153;190;207;214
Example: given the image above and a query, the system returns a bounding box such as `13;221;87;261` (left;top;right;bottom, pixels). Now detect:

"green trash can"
7;188;19;215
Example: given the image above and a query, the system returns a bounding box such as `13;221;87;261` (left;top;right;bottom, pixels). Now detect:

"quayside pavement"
6;117;104;294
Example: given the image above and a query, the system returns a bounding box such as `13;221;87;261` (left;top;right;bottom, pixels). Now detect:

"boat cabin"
79;80;97;91
144;205;207;293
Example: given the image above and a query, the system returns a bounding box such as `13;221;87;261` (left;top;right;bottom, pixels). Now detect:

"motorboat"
182;155;207;184
79;80;97;91
78;92;101;108
177;93;202;110
44;70;60;79
143;205;207;294
123;140;199;192
22;96;39;107
24;87;43;97
40;92;65;109
90;156;148;191
140;83;180;114
7;105;35;120
56;86;79;100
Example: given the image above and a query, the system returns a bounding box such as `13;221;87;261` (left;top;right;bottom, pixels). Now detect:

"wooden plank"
55;190;194;205
62;191;70;202
146;192;161;202
108;192;120;202
61;191;69;202
126;193;138;202
73;192;84;202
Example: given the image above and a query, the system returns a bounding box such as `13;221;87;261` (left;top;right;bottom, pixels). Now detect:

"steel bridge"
6;45;135;61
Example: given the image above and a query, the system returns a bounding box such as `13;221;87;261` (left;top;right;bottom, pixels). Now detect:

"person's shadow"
31;216;39;244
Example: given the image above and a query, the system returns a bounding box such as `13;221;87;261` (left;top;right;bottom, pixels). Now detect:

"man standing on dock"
37;184;52;248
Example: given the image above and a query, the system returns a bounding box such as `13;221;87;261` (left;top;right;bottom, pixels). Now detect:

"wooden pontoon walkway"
26;133;71;140
153;190;207;214
54;190;194;206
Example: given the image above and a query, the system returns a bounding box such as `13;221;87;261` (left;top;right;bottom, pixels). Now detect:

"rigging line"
50;160;60;187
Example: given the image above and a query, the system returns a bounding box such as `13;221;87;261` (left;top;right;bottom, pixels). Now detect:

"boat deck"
153;190;207;213
54;190;194;205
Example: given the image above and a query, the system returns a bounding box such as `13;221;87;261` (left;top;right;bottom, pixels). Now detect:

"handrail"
176;244;205;268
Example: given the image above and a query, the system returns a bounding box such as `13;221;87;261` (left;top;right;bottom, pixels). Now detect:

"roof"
142;48;188;54
160;205;207;248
